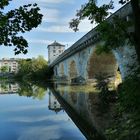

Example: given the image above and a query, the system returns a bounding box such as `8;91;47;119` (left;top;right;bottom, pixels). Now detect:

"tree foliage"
105;73;140;140
0;0;43;54
69;0;140;63
69;0;114;32
96;16;133;54
69;0;140;139
16;56;48;81
18;82;46;100
0;65;9;72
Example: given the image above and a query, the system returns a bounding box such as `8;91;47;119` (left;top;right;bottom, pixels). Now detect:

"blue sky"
0;0;120;60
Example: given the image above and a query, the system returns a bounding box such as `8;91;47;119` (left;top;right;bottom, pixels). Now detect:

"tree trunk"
130;0;140;64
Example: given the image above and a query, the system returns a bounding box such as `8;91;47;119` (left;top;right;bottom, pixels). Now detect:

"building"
0;82;19;94
0;58;19;73
47;41;65;64
48;91;63;113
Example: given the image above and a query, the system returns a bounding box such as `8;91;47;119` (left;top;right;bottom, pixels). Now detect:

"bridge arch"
87;50;122;86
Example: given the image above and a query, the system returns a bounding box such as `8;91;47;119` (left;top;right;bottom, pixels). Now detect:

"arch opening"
87;51;122;88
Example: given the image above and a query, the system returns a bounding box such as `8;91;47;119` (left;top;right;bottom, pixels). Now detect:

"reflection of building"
0;58;19;73
47;41;65;64
0;83;19;94
48;91;63;113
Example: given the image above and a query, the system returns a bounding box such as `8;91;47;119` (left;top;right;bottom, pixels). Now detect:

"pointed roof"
48;41;64;47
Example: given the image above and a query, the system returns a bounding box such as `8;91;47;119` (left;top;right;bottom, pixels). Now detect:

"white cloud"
28;39;73;47
35;0;75;4
28;39;52;45
35;18;95;33
7;114;67;123
0;104;48;112
40;8;60;22
17;0;75;5
35;25;72;33
17;125;62;140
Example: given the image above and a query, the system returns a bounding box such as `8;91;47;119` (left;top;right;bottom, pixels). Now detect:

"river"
0;81;115;140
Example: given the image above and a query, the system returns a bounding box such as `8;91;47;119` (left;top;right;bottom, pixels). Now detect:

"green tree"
69;0;140;63
17;59;32;78
18;82;46;100
0;0;43;54
16;56;48;81
1;65;9;72
31;56;48;74
70;1;140;139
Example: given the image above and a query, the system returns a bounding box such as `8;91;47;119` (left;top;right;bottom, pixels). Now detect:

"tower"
48;91;63;113
47;41;65;64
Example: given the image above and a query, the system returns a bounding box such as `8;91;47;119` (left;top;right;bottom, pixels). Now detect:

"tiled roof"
48;41;64;47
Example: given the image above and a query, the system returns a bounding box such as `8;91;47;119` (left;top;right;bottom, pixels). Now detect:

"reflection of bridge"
50;88;105;140
48;91;63;113
49;2;137;84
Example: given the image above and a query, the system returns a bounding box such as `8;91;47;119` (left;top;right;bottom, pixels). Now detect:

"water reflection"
0;82;18;94
0;81;114;140
0;81;85;140
50;84;115;140
48;91;63;113
18;82;46;100
0;81;47;100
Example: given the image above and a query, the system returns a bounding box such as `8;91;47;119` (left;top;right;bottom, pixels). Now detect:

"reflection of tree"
1;83;8;90
18;82;47;100
0;81;19;93
1;66;9;73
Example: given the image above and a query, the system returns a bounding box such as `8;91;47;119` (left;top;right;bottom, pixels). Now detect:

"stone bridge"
49;2;137;85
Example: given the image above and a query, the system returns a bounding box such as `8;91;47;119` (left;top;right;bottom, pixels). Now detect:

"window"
53;50;56;53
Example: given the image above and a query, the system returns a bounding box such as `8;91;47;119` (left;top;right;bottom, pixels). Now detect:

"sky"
0;0;121;60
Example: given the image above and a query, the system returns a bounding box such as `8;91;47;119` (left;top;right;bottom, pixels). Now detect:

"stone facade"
48;41;65;65
53;43;137;83
0;58;19;73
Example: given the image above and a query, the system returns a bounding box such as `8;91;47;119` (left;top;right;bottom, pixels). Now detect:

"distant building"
0;83;19;94
0;58;19;73
48;91;63;113
47;41;65;64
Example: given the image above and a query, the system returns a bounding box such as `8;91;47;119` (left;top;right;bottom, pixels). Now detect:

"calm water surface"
0;82;86;140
